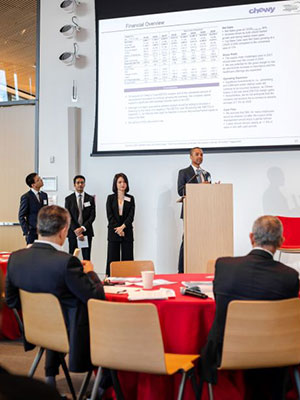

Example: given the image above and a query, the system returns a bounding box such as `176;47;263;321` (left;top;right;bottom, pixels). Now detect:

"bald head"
250;215;283;253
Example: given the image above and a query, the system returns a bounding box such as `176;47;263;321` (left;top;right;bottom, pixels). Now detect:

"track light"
60;0;80;13
59;43;79;66
59;16;80;38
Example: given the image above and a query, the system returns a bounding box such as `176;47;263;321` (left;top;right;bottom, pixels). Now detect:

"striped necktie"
78;194;83;225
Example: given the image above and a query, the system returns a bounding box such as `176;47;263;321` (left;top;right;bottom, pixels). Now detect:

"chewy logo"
249;6;276;13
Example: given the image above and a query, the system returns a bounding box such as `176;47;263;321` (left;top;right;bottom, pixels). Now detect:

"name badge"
124;196;131;202
43;199;48;205
84;201;91;207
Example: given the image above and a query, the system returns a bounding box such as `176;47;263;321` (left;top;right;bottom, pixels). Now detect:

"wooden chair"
207;298;300;400
276;216;300;260
19;290;77;400
88;300;200;400
110;260;154;277
206;259;216;274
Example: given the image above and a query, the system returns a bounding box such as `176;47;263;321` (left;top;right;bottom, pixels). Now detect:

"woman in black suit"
106;173;135;275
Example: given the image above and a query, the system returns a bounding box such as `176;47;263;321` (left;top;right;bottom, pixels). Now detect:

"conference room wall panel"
0;105;35;251
38;0;300;274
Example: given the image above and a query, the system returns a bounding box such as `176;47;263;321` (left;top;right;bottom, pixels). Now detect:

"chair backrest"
19;290;69;353
219;298;300;370
110;260;155;277
277;216;300;248
88;300;167;374
206;259;216;274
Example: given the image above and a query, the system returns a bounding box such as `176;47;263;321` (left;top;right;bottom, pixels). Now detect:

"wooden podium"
183;184;233;273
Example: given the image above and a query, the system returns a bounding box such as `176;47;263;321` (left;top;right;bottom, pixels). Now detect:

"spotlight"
59;43;79;66
59;16;80;38
60;0;80;13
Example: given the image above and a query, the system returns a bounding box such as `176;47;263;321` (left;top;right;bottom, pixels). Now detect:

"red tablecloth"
104;273;246;400
0;253;21;340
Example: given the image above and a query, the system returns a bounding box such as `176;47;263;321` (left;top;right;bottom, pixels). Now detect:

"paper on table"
200;287;215;299
128;288;176;301
182;281;213;287
104;286;141;295
132;279;176;287
77;236;89;248
108;277;142;283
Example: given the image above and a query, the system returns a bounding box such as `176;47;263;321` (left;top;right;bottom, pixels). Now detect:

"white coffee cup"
141;271;155;290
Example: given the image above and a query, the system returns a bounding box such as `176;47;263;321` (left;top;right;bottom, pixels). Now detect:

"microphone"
178;173;198;196
197;167;211;183
180;286;208;299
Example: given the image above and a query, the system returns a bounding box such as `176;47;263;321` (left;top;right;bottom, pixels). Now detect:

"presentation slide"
96;1;300;152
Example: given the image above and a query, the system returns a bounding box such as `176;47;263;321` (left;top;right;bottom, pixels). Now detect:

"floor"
0;339;93;399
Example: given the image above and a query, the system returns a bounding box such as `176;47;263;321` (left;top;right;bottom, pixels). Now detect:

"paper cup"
141;271;154;290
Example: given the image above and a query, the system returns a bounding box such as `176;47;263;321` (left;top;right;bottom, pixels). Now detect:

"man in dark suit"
65;175;96;260
177;147;211;273
18;173;48;244
201;215;299;399
6;205;105;388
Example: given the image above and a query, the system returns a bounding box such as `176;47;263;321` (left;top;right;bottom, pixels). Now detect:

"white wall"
39;0;300;274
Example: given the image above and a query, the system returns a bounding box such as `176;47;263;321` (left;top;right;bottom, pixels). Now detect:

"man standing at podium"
177;147;211;273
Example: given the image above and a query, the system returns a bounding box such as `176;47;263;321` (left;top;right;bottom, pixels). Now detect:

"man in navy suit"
65;175;96;260
18;173;48;244
177;147;211;273
201;215;299;399
6;205;105;389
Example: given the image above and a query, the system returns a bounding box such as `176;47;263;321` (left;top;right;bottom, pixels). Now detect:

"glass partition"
0;0;37;102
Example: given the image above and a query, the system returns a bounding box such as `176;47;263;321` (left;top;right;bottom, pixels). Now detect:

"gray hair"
252;216;283;247
37;205;70;237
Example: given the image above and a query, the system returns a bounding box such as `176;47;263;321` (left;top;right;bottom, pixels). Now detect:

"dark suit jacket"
106;194;135;242
201;249;299;383
65;192;96;239
177;165;211;218
18;190;48;236
5;242;105;373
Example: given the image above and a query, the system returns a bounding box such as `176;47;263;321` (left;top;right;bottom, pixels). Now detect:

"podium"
183;184;233;273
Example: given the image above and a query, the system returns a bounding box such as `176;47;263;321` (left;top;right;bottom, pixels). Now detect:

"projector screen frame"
92;0;300;156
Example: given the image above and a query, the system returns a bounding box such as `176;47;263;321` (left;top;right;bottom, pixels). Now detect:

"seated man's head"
250;215;283;254
37;205;70;245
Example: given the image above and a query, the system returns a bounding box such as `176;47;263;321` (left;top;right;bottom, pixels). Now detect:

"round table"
104;273;245;400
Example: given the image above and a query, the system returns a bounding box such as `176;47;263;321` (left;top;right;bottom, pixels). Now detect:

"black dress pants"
106;240;134;276
45;350;61;377
244;367;289;400
178;235;184;273
26;231;38;245
68;235;92;260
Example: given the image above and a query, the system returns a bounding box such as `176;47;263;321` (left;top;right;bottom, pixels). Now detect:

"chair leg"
28;347;44;378
189;369;200;400
177;371;187;400
110;369;125;400
58;353;76;400
90;367;103;400
294;367;300;397
78;369;93;400
208;382;214;400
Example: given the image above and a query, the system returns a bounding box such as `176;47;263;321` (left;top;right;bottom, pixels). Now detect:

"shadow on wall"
263;167;300;216
156;187;178;273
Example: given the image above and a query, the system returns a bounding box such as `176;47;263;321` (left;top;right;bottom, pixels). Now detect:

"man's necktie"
78;194;83;225
196;169;201;183
37;192;42;203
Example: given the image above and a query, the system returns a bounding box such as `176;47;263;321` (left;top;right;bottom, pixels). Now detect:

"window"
0;0;37;102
